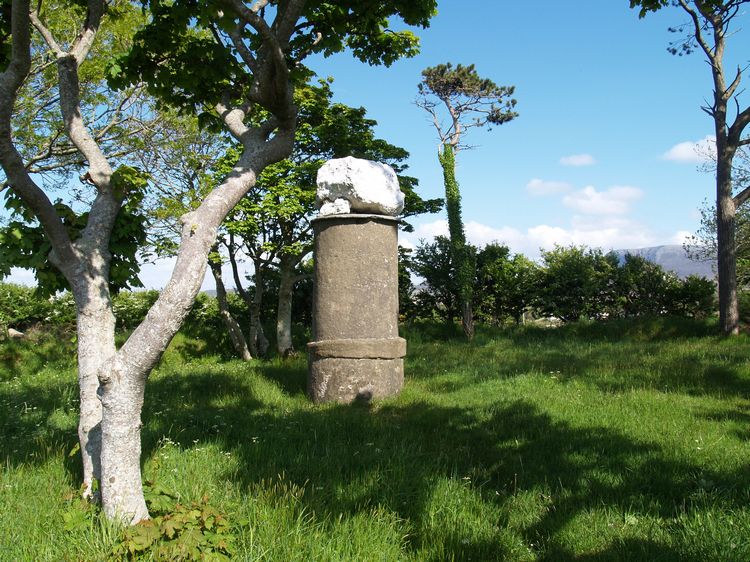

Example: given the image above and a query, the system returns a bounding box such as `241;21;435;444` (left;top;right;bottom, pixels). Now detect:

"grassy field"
2;317;750;561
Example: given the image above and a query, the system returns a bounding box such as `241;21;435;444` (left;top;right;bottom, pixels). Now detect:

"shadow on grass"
132;357;749;561
3;318;749;560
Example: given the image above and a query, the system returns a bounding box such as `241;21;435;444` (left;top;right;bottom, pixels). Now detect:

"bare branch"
729;104;750;145
733;185;750;207
678;0;716;63
228;23;258;72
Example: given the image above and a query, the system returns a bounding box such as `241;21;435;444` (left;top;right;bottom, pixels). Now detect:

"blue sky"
8;1;750;289
304;0;748;260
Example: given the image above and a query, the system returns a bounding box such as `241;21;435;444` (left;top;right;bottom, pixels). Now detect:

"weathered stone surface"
307;214;405;404
308;338;406;359
308;356;404;403
316;156;404;216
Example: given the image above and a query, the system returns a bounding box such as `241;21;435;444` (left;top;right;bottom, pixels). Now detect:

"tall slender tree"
416;63;517;339
631;0;750;334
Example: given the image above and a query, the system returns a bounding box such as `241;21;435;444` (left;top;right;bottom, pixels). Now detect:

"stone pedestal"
307;214;406;403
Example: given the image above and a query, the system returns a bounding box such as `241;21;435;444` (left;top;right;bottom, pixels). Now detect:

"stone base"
307;356;404;404
307;338;405;403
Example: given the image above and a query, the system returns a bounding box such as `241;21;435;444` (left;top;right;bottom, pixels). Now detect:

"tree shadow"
135;361;750;560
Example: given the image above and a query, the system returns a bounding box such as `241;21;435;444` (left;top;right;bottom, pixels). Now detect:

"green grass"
2;317;750;560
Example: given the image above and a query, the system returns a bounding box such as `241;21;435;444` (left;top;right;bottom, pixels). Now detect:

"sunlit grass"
2;317;749;560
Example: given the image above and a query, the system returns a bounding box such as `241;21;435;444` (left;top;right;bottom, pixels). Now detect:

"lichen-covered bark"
99;372;147;523
73;278;116;498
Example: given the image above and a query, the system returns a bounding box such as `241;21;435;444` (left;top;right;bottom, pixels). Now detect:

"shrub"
0;282;52;330
113;290;160;331
667;275;717;318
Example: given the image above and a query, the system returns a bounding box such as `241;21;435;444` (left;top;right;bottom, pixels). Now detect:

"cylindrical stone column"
307;213;406;403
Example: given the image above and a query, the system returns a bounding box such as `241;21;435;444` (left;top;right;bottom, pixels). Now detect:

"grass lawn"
1;317;750;561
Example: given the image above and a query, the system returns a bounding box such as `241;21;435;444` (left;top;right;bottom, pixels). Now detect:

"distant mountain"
614;245;715;279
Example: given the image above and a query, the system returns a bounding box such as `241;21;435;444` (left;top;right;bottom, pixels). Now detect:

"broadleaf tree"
1;0;436;524
631;0;750;334
416;63;517;340
0;0;159;512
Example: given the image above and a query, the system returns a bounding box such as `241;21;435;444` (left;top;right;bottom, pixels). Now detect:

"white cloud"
465;221;525;248
411;219;449;240
526;178;572;196
560;153;596;167
5;267;36;286
662;135;716;163
563;185;643;215
401;217;682;260
671;230;693;245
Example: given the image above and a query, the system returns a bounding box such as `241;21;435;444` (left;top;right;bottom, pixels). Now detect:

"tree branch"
0;1;77;265
678;0;715;63
228;23;258;72
28;9;64;57
69;0;105;65
733;184;750;207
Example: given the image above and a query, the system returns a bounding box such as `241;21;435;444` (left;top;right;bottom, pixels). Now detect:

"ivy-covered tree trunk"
438;144;474;340
209;249;252;361
276;255;297;357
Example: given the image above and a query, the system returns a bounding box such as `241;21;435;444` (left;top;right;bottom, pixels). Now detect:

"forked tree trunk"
209;253;253;360
276;256;296;357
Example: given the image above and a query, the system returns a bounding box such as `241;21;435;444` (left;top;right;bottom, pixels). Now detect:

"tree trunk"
72;278;116;501
276;256;296;357
717;151;740;335
97;140;292;523
98;371;148;523
461;299;474;340
227;239;263;353
209;252;253;360
249;258;269;357
438;144;474;340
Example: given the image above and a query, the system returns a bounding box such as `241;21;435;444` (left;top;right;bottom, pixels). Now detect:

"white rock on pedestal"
316;156;405;216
